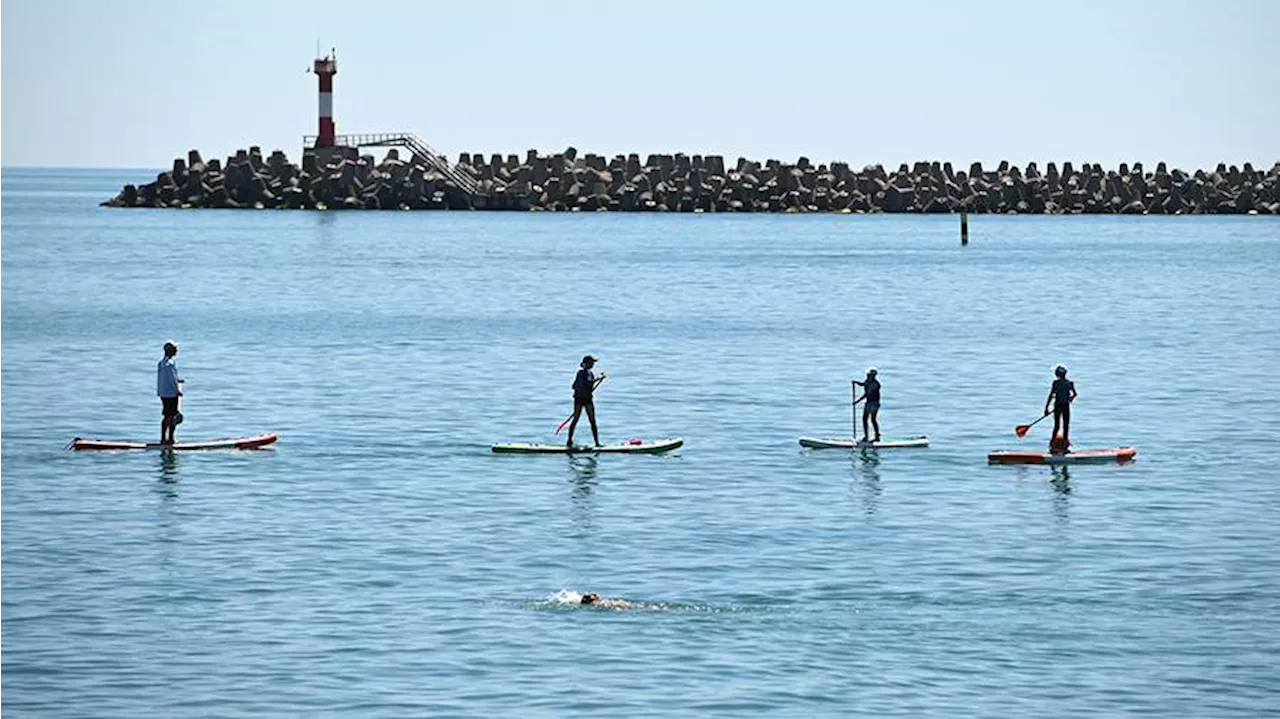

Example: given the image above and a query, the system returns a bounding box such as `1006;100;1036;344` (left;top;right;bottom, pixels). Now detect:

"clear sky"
3;0;1278;170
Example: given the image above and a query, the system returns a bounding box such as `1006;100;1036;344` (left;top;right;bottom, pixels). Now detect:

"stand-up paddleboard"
799;435;929;450
69;433;279;451
492;437;683;455
987;446;1136;465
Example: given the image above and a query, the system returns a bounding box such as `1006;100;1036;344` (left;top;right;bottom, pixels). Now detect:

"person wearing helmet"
157;341;184;446
567;355;606;448
852;367;881;443
1043;365;1077;454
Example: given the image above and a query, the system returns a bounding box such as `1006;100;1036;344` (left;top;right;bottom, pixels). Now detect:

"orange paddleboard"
988;446;1137;465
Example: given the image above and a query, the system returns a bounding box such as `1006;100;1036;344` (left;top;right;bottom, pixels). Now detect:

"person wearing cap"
1044;365;1077;454
567;355;606;448
157;341;183;446
852;367;881;443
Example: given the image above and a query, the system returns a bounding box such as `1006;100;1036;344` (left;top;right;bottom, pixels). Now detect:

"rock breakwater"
103;146;1280;214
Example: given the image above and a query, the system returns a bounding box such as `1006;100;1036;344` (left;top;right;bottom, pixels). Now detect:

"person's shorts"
161;396;180;418
865;402;881;412
1054;401;1070;414
574;396;594;409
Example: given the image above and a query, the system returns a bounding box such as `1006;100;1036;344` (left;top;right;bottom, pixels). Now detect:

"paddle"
850;381;866;441
555;375;606;434
1015;411;1050;438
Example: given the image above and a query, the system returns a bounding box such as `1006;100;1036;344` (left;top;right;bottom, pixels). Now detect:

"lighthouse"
313;51;337;148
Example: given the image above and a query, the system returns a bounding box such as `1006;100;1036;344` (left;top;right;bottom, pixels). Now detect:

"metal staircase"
304;133;479;195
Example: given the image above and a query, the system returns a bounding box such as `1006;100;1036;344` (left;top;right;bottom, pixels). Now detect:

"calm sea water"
3;167;1279;716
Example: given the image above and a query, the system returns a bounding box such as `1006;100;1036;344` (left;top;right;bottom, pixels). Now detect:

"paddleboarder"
852;367;881;443
157;341;183;446
567;355;606;448
1043;365;1077;454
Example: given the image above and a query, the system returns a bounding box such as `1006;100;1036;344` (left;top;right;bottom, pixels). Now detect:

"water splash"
551;589;584;605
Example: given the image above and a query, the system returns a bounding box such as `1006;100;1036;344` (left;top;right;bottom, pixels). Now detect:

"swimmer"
580;592;631;609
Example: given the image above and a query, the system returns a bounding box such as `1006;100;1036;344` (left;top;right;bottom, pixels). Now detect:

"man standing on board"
1044;365;1077;454
567;355;606;448
157;341;183;446
852;367;881;443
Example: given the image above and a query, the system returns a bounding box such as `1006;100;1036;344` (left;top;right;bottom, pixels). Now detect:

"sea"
3;167;1279;717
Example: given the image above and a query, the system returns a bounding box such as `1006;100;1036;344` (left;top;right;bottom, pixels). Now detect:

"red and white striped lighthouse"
313;52;337;148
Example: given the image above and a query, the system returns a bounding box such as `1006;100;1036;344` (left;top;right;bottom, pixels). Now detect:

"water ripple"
3;171;1279;716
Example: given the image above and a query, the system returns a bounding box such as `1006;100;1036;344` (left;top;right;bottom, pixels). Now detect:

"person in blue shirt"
1043;365;1077;454
852;367;881;443
567;355;606;448
157;341;183;445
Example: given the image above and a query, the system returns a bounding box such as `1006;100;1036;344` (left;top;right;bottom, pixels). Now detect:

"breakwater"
103;146;1280;214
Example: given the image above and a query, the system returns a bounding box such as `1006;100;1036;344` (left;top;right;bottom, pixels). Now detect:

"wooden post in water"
960;212;969;246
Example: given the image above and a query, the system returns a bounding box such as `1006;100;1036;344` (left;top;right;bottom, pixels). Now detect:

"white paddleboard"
69;433;279;451
799;435;929;450
492;437;683;455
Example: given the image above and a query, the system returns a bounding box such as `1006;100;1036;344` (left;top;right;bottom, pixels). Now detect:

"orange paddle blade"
1015;424;1032;438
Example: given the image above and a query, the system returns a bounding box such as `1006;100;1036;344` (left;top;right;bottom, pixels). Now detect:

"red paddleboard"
69;433;278;451
987;446;1137;465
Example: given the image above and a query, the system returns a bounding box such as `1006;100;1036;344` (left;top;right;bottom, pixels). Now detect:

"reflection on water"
1050;466;1071;493
155;451;181;500
312;208;338;246
851;450;882;516
1050;466;1071;524
569;455;598;483
567;456;598;536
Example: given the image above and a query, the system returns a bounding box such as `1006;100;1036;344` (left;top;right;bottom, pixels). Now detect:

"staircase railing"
304;133;480;195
